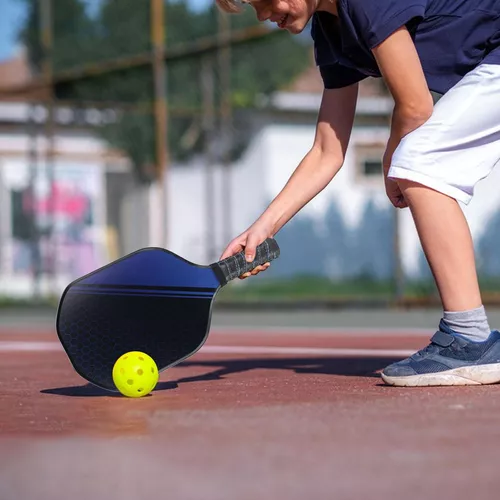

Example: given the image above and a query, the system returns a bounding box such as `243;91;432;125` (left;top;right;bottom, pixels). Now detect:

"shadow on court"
40;356;401;396
159;356;397;388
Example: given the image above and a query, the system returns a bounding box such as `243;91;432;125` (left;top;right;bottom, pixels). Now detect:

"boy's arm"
371;26;434;171
220;83;359;264
260;83;359;235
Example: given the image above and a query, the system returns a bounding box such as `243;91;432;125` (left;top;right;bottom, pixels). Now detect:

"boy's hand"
220;221;274;279
384;174;408;208
383;147;408;209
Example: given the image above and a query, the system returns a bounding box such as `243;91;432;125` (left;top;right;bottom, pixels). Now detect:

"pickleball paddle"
56;238;280;391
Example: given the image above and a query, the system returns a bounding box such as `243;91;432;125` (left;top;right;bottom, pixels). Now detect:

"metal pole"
151;0;168;247
201;56;217;262
28;105;42;299
40;0;56;292
218;9;233;246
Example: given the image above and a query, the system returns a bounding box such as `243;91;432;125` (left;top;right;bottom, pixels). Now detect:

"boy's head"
216;0;333;35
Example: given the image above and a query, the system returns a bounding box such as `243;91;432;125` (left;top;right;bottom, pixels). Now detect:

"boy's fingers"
244;236;260;263
220;242;243;260
239;263;271;279
254;264;269;273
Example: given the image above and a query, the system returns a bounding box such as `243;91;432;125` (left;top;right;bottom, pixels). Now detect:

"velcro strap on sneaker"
430;330;455;347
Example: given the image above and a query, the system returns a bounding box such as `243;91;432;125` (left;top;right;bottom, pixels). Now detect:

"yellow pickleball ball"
112;351;159;397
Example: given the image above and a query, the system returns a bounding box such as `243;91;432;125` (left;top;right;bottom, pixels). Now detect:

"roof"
0;52;30;89
0;51;48;102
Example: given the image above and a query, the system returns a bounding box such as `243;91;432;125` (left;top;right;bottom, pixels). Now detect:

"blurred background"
1;0;500;309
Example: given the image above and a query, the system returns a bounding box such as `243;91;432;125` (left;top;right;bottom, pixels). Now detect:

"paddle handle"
212;238;280;286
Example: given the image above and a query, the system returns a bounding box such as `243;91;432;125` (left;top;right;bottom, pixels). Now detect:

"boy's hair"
216;0;244;13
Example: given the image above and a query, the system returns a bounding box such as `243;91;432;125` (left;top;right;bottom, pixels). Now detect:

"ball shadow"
40;381;178;397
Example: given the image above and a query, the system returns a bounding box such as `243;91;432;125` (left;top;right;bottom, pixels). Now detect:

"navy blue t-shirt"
312;0;500;94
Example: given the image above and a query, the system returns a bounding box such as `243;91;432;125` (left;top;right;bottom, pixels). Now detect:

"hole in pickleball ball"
138;356;144;361
137;369;143;376
120;368;125;375
138;388;143;393
151;367;154;374
127;379;134;385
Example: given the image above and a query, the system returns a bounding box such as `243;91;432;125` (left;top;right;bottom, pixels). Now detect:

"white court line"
0;341;62;352
0;327;432;337
0;341;414;358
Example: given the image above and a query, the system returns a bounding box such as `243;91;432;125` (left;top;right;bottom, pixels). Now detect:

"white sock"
442;306;491;341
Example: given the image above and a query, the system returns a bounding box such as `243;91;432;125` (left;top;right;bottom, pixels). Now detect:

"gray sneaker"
382;319;500;387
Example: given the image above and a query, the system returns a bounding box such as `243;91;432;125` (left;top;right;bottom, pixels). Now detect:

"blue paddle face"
57;249;222;391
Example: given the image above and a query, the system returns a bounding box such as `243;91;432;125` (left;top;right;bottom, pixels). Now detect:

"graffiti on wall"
3;161;104;278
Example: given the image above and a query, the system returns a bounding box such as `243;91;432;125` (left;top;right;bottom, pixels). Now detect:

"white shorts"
388;63;500;204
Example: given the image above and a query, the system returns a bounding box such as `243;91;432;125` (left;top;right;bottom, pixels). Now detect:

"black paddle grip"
213;238;280;285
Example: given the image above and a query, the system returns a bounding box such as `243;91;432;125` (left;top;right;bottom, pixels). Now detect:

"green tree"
20;0;97;72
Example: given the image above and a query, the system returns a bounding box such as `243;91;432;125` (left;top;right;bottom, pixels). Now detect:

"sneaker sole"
381;363;500;387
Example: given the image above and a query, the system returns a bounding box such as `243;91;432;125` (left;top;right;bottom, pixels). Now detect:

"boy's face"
245;0;317;34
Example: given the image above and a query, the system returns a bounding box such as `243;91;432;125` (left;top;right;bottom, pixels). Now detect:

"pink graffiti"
23;183;90;220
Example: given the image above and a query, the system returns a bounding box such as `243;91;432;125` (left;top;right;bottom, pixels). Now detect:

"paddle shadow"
153;355;399;391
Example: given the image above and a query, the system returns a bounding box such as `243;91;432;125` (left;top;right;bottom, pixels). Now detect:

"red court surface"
2;324;500;500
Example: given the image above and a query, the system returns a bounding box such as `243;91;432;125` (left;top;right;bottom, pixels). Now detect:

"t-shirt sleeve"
319;64;367;89
345;0;428;48
312;13;368;89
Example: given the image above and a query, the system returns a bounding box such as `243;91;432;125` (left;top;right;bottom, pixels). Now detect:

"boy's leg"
399;181;491;340
399;181;482;312
381;64;500;386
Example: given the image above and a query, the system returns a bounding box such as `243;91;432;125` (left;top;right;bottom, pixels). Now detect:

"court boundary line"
0;326;433;338
0;340;414;358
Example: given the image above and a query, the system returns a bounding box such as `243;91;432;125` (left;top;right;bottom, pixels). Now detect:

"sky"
0;0;211;63
0;0;27;62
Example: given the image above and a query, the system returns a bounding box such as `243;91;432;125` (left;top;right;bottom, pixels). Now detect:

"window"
355;144;385;182
362;159;383;176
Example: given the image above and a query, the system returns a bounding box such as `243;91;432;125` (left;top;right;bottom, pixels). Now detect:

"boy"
217;0;500;386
